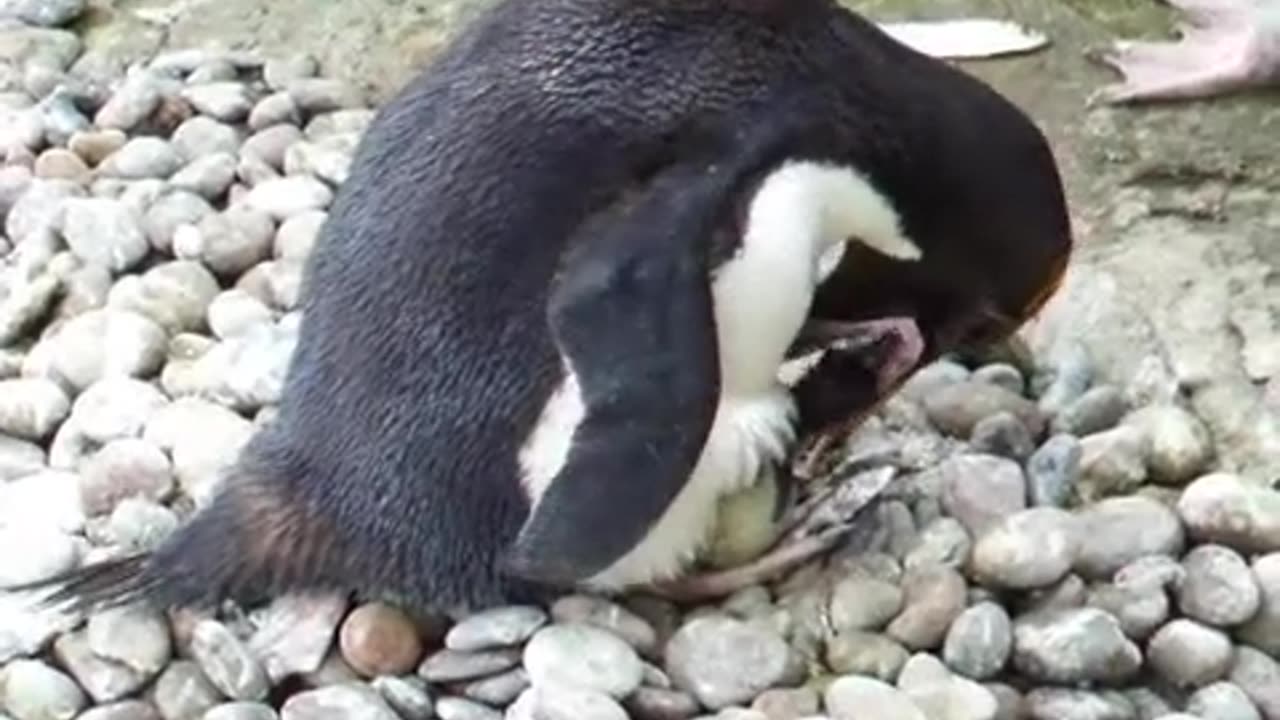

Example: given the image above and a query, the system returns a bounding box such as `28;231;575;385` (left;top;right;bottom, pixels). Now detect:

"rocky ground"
1;1;1280;720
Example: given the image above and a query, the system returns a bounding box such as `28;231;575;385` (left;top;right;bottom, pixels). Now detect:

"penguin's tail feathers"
8;470;345;617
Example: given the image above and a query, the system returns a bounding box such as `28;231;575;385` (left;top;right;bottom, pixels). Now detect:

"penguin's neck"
710;159;921;397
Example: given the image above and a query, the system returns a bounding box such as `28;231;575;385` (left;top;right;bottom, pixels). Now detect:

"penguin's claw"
1089;0;1280;104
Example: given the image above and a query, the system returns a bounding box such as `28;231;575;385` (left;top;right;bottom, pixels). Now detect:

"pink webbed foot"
1090;0;1280;104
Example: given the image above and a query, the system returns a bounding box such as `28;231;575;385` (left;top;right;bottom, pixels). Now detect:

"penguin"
1091;0;1280;104
15;0;1073;618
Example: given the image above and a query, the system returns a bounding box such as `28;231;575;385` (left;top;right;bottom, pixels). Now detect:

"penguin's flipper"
501;160;739;588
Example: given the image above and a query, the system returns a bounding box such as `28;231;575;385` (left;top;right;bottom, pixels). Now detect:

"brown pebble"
34;148;90;182
69;129;127;167
339;601;425;677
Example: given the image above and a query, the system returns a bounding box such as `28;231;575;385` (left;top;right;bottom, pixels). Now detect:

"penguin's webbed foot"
1088;0;1280;104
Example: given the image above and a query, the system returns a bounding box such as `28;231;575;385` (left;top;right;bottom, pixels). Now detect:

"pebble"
0;434;46;480
942;601;1013;680
1146;619;1233;688
93;73;162;131
1123;404;1213;484
338;602;425;678
625;686;701;719
1186;682;1262;720
52;629;150;703
287;78;360;114
923;379;1046;438
59;196;151;273
1085;577;1169;641
69;129;127;165
1023;688;1135;720
190;619;271;702
824;676;926;720
972;363;1025;395
886;565;968;650
937;454;1027;536
152;660;224;720
1054;385;1130;436
897;653;999;720
46;309;167;391
181;82;253;122
1073;496;1185;579
78;700;163;720
265;55;319;90
970;411;1036;460
33;147;89;181
0;469;85;532
663;616;787;710
249;92;301;131
105;497;179;551
0;659;88;720
79;438;174;515
456;667;529;706
549;595;658;656
968;507;1079;590
433;697;503;720
242;124;302;168
0;377;70;439
1178;473;1280;553
144;190;214;253
64;377;168;445
143;397;253;504
171;152;237;199
279;683;400;720
172;116;241;161
1077;426;1150;499
825;630;910;681
0;0;87;26
97;137;181;179
751;688;820;719
1011;607;1142;684
370;676;434;720
904;517;972;572
1229;647;1280;720
1176;543;1261;626
445;605;548;652
243;175;333;220
86;602;172;677
418;648;523;683
249;593;348;683
0;523;79;587
107;259;221;335
1034;340;1094;415
196;205;275;277
1027;434;1083;506
1238;553;1280;655
507;685;629;720
204;703;280;720
828;575;904;632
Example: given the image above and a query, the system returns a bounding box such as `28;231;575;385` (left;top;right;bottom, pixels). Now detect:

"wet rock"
1176;544;1261;627
280;683;400;720
339;601;425;678
190;619;271;702
1178;473;1280;554
507;685;629;720
1147;619;1233;688
663;616;787;710
1078;426;1150;499
1229;647;1280;720
886;565;967;650
935;454;1026;536
824;676;926;720
943;601;1012;681
825;630;910;681
828;575;904;633
0;377;69;440
1012;607;1142;684
1073;496;1185;579
445;605;547;652
969;507;1079;590
0;659;88;720
923;380;1046;438
1186;682;1262;720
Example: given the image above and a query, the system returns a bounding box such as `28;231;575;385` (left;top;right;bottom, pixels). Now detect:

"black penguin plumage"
17;0;1073;616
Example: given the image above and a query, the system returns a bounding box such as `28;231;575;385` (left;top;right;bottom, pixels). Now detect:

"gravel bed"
2;4;1280;720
